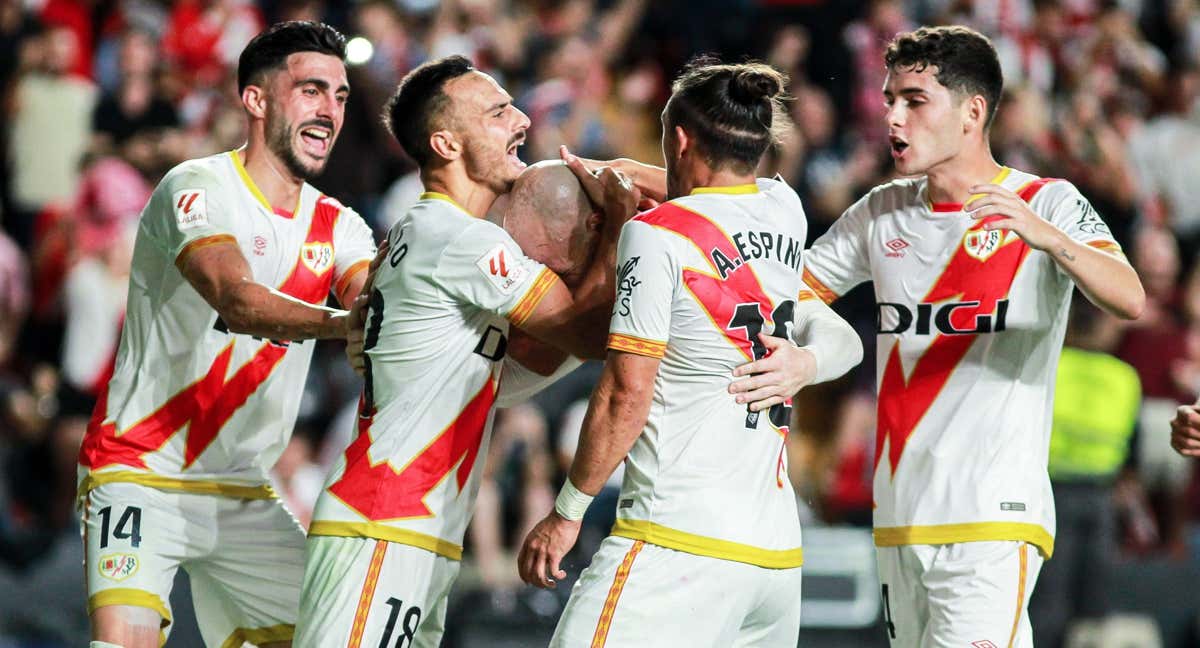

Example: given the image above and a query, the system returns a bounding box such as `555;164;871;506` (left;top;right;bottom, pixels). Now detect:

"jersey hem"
220;624;294;648
78;470;277;500
607;333;667;358
610;519;802;569
872;521;1055;559
88;588;172;642
307;520;464;561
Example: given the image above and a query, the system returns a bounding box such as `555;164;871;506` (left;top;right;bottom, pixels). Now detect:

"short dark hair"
237;21;347;94
663;56;790;173
885;26;1003;128
382;55;476;167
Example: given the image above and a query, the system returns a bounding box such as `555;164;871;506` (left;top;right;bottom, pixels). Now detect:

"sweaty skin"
501;161;603;290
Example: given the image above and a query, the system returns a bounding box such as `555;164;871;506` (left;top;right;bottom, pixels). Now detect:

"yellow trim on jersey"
689;183;759;195
79;471;277;500
307;521;464;561
607;333;667;358
220;624;294;648
335;259;371;300
508;267;558;327
89;588;172;626
419;191;475;216
229;150;272;212
873;522;1054;559
1006;544;1029;648
797;289;818;302
1086;240;1123;254
801;267;838;305
611;519;803;569
175;233;238;269
940;166;1011;211
591;540;644;648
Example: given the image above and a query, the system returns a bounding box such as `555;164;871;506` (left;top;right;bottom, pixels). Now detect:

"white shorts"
876;541;1044;648
551;536;803;648
81;481;305;646
295;536;459;648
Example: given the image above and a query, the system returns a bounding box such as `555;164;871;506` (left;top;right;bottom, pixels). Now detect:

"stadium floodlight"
346;36;374;65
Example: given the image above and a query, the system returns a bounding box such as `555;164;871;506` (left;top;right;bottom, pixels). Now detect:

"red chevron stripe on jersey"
875;178;1057;476
79;202;340;471
328;376;496;520
635;203;778;362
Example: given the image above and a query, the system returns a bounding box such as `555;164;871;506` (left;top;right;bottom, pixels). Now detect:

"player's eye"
303;87;318;96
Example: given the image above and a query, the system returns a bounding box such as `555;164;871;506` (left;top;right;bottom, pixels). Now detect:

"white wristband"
554;479;594;521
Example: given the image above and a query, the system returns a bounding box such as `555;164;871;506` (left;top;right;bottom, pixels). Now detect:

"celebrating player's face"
443;71;530;194
264;51;349;180
882;65;969;176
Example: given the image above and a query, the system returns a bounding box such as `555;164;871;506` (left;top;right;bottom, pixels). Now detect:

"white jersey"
802;167;1122;558
78;150;375;498
308;192;557;561
606;178;808;569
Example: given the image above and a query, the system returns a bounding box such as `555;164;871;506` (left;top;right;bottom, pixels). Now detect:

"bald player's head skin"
495;160;603;289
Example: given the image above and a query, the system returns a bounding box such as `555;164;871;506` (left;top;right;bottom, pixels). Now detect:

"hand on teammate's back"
345;240;389;375
1170;403;1200;457
729;335;818;411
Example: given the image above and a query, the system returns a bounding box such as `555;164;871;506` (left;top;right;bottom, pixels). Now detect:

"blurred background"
1;0;1200;646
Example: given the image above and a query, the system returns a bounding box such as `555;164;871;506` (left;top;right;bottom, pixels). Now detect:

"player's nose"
513;105;531;132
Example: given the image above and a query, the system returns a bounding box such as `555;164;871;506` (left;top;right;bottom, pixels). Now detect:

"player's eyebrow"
885;87;928;98
484;100;510;114
296;78;351;95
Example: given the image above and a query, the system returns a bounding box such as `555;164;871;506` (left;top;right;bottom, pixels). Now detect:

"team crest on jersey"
97;553;139;581
962;228;1007;261
300;242;334;275
172;189;207;231
476;243;528;294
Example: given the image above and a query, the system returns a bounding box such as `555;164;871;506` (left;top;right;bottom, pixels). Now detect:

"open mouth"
506;137;526;168
890;136;909;158
300;125;333;157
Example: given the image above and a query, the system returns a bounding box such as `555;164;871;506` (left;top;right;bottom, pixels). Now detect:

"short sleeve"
327;198;376;300
607;220;675;358
802;195;873;303
434;220;555;323
1041;181;1123;255
148;162;239;267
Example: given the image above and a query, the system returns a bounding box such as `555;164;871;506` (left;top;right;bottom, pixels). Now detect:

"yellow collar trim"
420;191;474;216
229;150;272;212
690;183;759;196
926;166;1012;211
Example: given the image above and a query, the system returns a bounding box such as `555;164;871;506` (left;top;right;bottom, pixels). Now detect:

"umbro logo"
885;238;909;257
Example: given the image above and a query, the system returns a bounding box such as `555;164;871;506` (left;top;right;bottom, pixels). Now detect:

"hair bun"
729;67;782;104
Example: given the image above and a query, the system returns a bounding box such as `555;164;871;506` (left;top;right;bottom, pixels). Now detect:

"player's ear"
242;84;268;120
429;129;462;162
963;94;987;134
585;209;602;232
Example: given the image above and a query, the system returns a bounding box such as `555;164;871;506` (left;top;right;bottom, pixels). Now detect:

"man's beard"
267;117;320;181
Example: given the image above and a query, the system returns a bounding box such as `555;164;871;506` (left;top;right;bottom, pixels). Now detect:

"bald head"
500;160;601;288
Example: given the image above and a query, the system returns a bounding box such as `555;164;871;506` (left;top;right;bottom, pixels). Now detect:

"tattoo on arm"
1058;247;1076;262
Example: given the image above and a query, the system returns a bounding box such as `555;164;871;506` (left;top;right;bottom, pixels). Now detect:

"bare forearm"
1048;233;1145;320
219;282;348;340
616;159;667;203
568;376;650;494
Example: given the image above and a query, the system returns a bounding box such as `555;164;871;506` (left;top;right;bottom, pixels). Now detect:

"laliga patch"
98;553;139;581
300;242;334;275
172;189;208;231
475;243;528;294
962;228;1005;261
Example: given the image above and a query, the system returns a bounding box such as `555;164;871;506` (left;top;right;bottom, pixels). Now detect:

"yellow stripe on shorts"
1007;543;1029;648
591;540;644;648
348;540;388;648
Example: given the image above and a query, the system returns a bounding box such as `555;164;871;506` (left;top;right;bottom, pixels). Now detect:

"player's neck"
238;146;304;213
679;167;756;196
421;170;499;218
924;148;1003;206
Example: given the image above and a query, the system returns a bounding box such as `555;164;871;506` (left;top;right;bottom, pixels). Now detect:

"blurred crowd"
1;0;1199;646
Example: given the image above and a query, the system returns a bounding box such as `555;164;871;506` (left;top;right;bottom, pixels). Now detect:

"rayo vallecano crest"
962;227;1007;261
300;241;334;275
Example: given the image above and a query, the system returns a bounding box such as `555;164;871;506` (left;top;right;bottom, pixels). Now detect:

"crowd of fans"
1;0;1199;646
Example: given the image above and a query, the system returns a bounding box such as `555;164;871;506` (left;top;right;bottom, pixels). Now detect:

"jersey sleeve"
149;162;240;267
607;219;675;358
434;220;556;323
495;356;584;408
1042;181;1123;255
802;195;873;304
329;200;377;301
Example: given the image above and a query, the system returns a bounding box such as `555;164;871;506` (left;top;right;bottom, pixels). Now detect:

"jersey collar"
420;191;474;216
229;149;303;218
927;166;1011;213
690;183;759;196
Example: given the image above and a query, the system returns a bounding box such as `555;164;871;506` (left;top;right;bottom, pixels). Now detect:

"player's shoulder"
1008;169;1083;205
158;151;234;191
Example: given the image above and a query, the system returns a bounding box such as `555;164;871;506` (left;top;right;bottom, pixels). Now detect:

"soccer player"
567;26;1146;647
517;59;863;647
293;56;639;648
1170;400;1200;457
77;22;375;648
